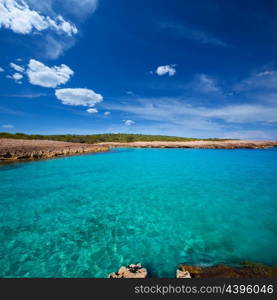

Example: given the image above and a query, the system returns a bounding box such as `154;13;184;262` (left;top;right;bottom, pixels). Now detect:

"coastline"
97;140;277;149
0;138;109;162
1;139;277;163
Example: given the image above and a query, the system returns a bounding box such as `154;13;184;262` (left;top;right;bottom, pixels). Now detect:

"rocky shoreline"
1;138;277;163
0;139;109;162
108;262;277;278
98;140;277;149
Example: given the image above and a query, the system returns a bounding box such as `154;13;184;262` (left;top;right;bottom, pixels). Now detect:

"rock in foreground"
176;269;191;278
178;262;277;278
0;138;109;162
108;264;148;278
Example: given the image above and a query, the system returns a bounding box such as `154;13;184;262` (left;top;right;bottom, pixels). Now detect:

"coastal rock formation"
0;139;109;162
108;262;276;278
178;262;277;278
176;269;191;278
97;140;277;149
108;264;148;278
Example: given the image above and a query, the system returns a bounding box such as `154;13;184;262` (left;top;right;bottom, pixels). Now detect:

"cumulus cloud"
2;124;14;128
86;108;98;113
155;64;176;76
104;111;110;116
12;72;23;81
0;1;99;59
124;120;135;126
0;0;78;36
55;88;103;107
10;62;24;72
26;59;74;88
0;67;4;72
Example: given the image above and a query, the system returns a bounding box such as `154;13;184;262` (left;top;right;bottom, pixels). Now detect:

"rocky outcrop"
107;262;276;278
177;262;277;278
0;139;109;162
97;140;277;149
108;264;148;278
176;269;191;278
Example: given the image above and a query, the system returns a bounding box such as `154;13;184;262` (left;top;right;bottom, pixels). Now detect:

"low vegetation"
0;132;235;144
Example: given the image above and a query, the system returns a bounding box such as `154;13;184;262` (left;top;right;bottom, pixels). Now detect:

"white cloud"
105;97;277;125
0;1;99;60
176;73;222;96
222;130;273;140
201;104;277;123
60;0;98;19
10;62;24;72
160;22;226;47
42;34;76;60
7;72;23;83
26;59;74;88
46;15;78;36
197;74;220;93
0;0;78;36
12;72;23;81
0;67;4;72
4;92;46;98
104;111;110;116
124;120;135;126
86;108;98;113
25;0;98;19
234;70;277;92
256;71;275;77
2;124;14;128
155;64;176;77
55;88;103;107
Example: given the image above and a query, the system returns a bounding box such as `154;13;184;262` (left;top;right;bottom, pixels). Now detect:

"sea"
0;147;276;277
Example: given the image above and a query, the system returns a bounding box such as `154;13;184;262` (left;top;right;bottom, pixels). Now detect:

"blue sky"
1;0;277;139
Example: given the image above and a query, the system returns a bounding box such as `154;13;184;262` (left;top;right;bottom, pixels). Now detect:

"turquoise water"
0;148;277;278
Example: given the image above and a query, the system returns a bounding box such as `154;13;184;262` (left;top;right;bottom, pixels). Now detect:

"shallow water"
0;148;277;277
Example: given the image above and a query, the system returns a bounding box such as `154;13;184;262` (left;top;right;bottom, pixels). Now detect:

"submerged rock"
178;262;277;278
108;264;148;278
176;269;191;278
